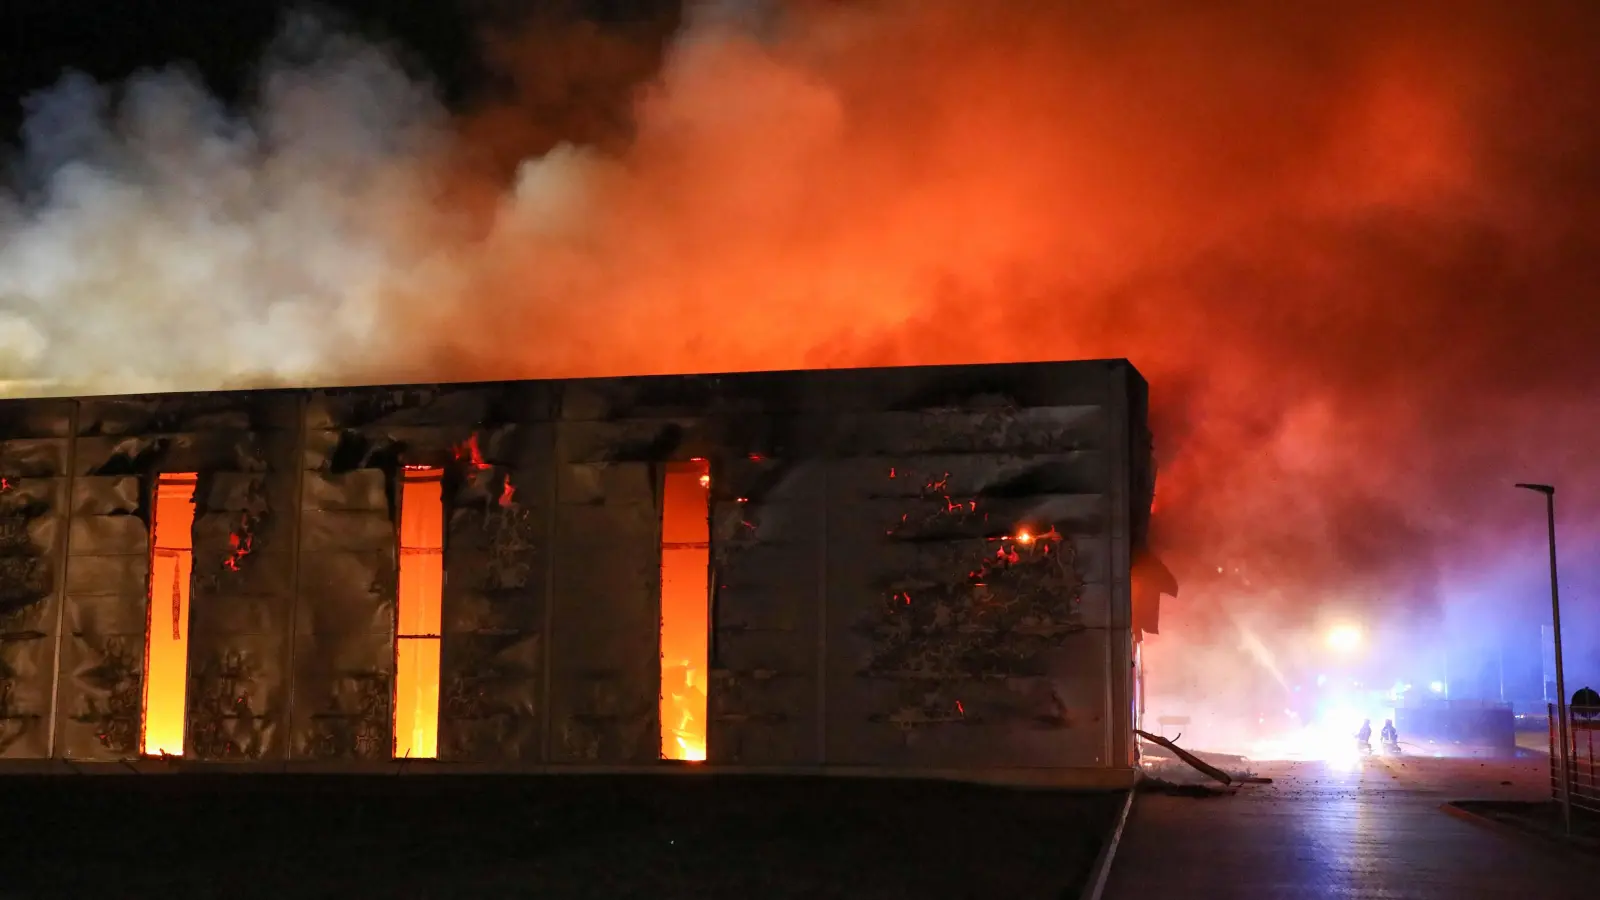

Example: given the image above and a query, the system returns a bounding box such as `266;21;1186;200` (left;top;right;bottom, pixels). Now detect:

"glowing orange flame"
499;476;516;507
666;662;708;762
396;467;444;760
223;516;254;572
661;461;710;762
143;473;196;757
453;434;489;470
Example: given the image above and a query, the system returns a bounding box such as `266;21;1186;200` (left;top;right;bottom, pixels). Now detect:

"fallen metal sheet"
1136;729;1274;786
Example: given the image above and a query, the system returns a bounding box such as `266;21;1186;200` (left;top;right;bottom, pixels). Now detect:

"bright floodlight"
1326;625;1362;653
1430;680;1446;694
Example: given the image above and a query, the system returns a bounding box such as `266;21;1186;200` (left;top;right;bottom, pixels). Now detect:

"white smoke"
0;16;456;396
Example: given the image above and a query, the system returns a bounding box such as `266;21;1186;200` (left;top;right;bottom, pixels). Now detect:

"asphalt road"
1104;752;1596;899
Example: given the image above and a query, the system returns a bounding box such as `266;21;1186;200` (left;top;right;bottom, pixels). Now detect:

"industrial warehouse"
0;359;1153;784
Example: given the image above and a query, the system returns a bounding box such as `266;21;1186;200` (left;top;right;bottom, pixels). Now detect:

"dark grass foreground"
0;774;1122;900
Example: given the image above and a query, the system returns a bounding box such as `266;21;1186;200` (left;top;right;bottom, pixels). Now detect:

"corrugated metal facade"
0;360;1150;783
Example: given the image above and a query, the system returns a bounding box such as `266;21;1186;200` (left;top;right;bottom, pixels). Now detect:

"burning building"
0;359;1151;785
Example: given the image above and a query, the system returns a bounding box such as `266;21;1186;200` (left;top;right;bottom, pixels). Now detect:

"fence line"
1548;703;1600;816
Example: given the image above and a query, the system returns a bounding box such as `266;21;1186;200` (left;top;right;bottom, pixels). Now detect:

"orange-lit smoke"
440;0;1600;640
7;2;1600;737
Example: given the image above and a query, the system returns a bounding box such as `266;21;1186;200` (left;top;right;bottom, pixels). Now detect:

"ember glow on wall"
660;460;711;761
395;467;444;759
142;473;197;756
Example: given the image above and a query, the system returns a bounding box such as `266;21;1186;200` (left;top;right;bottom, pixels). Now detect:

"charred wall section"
431;387;548;762
180;397;300;761
0;401;70;758
556;373;831;766
547;418;659;764
0;359;1147;773
295;386;552;761
53;395;299;759
821;364;1137;769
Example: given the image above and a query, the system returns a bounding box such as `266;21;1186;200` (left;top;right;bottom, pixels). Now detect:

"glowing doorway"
142;472;197;756
395;467;444;759
660;460;711;761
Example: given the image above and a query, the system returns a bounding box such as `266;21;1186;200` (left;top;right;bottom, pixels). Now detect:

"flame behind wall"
396;468;444;760
661;460;711;762
143;473;197;757
6;1;1600;744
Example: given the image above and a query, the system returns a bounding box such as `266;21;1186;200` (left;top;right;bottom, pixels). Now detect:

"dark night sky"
0;0;679;139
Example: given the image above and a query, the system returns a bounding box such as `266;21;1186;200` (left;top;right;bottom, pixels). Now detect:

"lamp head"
1516;483;1555;496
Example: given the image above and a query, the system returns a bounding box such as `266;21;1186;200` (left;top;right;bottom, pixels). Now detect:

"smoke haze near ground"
4;1;1600;739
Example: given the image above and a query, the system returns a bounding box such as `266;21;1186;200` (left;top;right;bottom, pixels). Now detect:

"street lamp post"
1516;482;1571;836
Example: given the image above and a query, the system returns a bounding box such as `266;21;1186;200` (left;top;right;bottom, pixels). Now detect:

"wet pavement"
1103;752;1597;899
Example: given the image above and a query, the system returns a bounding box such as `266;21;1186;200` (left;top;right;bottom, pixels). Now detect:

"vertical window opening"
395;466;444;759
142;472;197;756
661;459;711;761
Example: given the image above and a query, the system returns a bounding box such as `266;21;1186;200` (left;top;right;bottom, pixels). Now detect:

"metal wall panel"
547;465;661;763
438;419;551;762
184;437;299;761
55;432;149;759
557;371;825;421
820;367;1129;770
707;451;825;765
3;400;87;759
293;385;560;763
292;466;396;761
0;467;67;758
1106;364;1146;766
0;359;1146;773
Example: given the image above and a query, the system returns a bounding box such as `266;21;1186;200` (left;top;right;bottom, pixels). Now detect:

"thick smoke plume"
5;1;1600;740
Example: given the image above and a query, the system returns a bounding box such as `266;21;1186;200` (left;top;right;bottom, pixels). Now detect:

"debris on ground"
1136;729;1273;795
